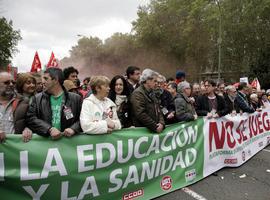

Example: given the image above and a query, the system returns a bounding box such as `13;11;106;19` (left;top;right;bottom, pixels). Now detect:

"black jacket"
156;89;175;124
130;85;165;132
234;92;255;113
26;91;82;136
196;94;228;117
224;94;236;114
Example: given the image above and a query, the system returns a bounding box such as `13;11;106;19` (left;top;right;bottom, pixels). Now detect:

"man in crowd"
0;72;31;142
196;79;228;117
224;85;237;114
175;70;186;85
63;66;79;85
126;65;141;93
26;68;82;139
167;82;177;99
234;82;255;113
156;74;175;124
130;69;165;133
217;82;226;96
191;82;201;106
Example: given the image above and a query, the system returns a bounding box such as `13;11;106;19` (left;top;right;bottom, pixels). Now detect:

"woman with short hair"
16;73;37;104
80;76;121;134
15;73;37;142
175;81;197;122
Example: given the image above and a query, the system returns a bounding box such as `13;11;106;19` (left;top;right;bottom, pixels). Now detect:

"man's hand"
213;113;219;118
49;127;62;140
156;123;164;133
167;112;175;119
22;127;32;142
0;131;6;143
193;114;198;120
207;112;213;119
63;128;75;137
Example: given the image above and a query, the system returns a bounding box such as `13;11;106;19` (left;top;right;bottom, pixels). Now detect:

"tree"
0;17;21;66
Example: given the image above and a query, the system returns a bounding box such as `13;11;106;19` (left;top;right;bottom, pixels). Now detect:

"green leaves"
0;17;21;66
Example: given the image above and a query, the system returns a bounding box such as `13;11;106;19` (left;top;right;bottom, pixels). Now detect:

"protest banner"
0;109;270;200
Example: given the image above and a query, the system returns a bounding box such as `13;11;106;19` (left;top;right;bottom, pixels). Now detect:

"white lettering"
77;145;94;173
77;176;99;199
0;153;4;181
20;151;40;181
134;137;148;159
40;148;67;179
61;181;77;200
23;184;49;200
96;143;116;169
108;169;123;193
123;165;139;188
160;155;173;175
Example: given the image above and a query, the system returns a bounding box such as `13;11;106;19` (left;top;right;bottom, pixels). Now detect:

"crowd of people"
0;65;270;142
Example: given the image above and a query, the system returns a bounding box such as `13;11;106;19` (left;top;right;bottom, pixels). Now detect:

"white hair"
177;81;190;93
225;85;236;91
250;93;258;99
157;74;166;82
140;68;158;84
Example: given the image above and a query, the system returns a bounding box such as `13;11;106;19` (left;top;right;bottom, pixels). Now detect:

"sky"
2;0;149;72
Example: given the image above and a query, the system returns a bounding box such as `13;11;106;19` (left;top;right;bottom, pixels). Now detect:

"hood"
84;94;116;108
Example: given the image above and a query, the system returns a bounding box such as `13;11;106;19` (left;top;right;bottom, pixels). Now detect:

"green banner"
0;118;204;200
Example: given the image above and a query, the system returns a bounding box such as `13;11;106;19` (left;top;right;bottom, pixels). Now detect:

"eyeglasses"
2;80;15;85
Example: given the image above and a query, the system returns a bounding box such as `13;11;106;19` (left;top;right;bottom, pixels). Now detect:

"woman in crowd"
80;76;121;134
16;73;37;104
175;81;197;122
108;75;132;128
15;73;37;142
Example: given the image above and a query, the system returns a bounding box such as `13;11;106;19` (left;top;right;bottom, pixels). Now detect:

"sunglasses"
3;80;16;85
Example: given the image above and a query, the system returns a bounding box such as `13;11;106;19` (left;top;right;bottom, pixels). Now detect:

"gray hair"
225;85;236;92
140;68;158;84
177;81;190;93
250;93;258;100
157;74;166;82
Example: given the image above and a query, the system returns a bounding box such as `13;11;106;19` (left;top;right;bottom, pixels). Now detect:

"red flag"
30;51;42;72
251;78;261;91
47;51;59;68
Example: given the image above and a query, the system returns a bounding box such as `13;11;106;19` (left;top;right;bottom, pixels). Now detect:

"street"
156;146;270;200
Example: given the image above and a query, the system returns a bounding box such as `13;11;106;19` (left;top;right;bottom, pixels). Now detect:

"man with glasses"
224;85;238;115
235;82;255;113
155;74;175;124
130;69;165;133
0;72;30;142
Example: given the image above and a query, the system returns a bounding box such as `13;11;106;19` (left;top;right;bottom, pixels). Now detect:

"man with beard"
26;68;82;139
224;85;238;115
0;72;30;142
130;69;165;133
